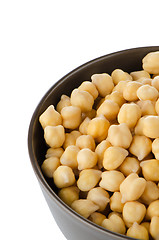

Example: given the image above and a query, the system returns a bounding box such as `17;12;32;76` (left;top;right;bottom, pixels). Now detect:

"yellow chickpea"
140;159;159;181
152;76;159;91
126;222;149;240
130;70;150;80
58;186;79;206
56;95;71;113
53;166;75;188
89;212;106;226
63;132;76;149
97;99;119;121
109;192;124;213
155;98;159;115
60;145;80;169
82;109;96;120
142;51;159;74
41;157;60;178
134;116;146;135
45;147;64;159
146;200;159;220
113;80;130;94
150;216;159;239
44;125;65;148
119;157;140;176
137;84;159;101
91;73;114;97
140;181;159;205
143;115;159;138
78;81;98;99
137;100;157;116
105;90;126;107
111;68;132;85
152;138;159;160
61;106;81;129
77;148;98;170
95;139;112;169
76;134;96;151
123;81;142;101
137;77;152;85
79;117;91;135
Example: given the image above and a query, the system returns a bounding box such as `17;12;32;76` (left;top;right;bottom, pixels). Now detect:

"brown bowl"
28;46;159;240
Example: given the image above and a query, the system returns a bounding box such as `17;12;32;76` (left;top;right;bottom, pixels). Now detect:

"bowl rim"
28;46;159;240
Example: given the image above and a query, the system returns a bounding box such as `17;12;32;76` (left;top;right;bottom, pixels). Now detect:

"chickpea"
118;103;141;129
63;132;76;149
119;157;140;176
103;146;128;170
58;186;79;207
82;109;96;120
71;130;82;140
97;99;119;121
78;81;98;99
56;95;71;113
41;157;60;178
99;170;125;192
107;123;132;149
89;212;106;226
134;116;146;135
61;106;81;129
39;105;62;129
60;145;79;169
87;115;110;141
101;212;126;234
113;80;130;94
123;81;142;101
140;181;159;205
129;135;152;161
137;84;159;101
141;222;150;232
91;73;114;97
95;139;112;169
126;222;149;240
137;77;152;85
150;216;159;239
146;200;159;220
77;148;98;170
137;100;157;116
79;117;91;135
140;159;159;181
53;166;75;188
152;138;159;160
143;115;159;138
155;98;159;115
111;69;132;85
44;125;65;148
87;187;110;211
77;169;102;191
142;51;159;74
152;76;159;91
45;147;64;159
120;173;146;203
71;199;99;218
123;201;146;227
76;134;96;151
130;70;150;80
105;90;126;107
70;89;94;112
110;192;124;213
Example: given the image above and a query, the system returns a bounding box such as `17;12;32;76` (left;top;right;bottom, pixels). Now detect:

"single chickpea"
44;125;65;148
53;166;75;188
41;157;60;178
137;77;152;85
111;69;132;85
56;95;71;113
142;51;159;74
129;135;152;161
61;106;81;129
39;105;62;129
89;212;106;226
87;115;110;141
101;212;126;235
140;181;159;205
103;146;128;170
146;200;159;220
87;187;110;211
137;100;157;116
77;148;98;170
71;199;99;218
63;133;76;149
140;159;159;181
60;145;80;169
77;169;102;192
137;84;159;101
58;186;80;207
82;109;96;120
70;89;94;112
123;201;146;227
109;192;124;213
126;222;149;240
112;80;130;94
140;222;150;232
155;98;159;115
152;76;159;91
79;117;91;135
152;138;159;160
118;103;141;129
120;173;146;203
95;139;112;169
71;130;82;140
78;81;98;99
134;116;146;135
45;147;64;159
142;115;159;138
123;81;142;101
107;123;132;149
119;157;140;176
150;216;159;239
96;99;119;121
130;70;150;80
105;90;126;107
76;134;96;151
91;73;114;97
99;170;125;192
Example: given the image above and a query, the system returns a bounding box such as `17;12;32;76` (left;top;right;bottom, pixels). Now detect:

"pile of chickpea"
39;51;159;240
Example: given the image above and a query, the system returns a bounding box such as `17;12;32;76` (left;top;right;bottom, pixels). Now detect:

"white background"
0;1;159;239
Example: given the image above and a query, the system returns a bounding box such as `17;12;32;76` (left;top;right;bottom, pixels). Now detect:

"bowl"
28;46;159;240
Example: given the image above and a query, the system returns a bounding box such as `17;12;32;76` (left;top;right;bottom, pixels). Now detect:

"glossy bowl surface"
28;46;159;240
